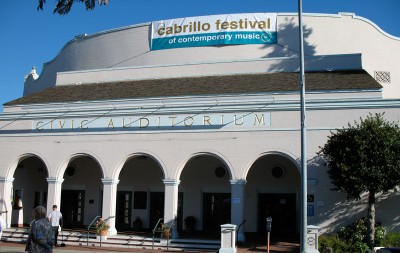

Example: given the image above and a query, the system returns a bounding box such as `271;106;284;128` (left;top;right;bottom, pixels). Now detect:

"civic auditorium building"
0;12;399;242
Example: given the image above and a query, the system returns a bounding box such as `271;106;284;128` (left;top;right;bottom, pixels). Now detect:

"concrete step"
1;228;220;251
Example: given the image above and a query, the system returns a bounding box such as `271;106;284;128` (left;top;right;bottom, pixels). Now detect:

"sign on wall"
151;13;277;50
32;112;271;133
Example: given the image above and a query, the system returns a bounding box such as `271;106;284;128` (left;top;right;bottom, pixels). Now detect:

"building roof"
5;70;381;106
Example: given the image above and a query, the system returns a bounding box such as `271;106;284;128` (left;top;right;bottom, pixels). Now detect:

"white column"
101;178;119;235
46;177;64;212
163;179;180;239
230;179;246;243
0;177;14;228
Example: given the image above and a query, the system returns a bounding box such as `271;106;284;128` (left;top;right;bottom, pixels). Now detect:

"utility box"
219;224;237;253
306;225;320;253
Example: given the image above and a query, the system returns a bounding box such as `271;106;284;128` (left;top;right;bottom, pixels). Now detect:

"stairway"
1;227;220;251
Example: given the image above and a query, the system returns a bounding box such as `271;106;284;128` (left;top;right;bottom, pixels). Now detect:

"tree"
318;113;400;248
37;0;109;15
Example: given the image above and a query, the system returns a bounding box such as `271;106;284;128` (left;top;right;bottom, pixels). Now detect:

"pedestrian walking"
47;205;63;247
25;206;54;253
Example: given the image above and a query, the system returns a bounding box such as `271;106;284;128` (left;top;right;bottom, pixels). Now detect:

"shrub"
336;217;386;250
318;234;350;253
375;225;386;246
382;232;400;247
319;217;387;252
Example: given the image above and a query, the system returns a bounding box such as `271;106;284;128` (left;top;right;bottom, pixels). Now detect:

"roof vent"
374;71;391;84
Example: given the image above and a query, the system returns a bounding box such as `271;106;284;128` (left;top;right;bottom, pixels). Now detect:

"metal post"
266;217;272;253
298;0;308;252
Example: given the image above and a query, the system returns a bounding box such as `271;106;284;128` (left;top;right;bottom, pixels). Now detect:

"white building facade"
0;13;399;241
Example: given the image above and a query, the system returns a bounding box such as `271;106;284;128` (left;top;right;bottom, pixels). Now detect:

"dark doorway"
203;193;231;236
258;193;297;239
176;192;183;232
61;190;85;228
149;192;183;231
116;191;132;230
150;192;164;230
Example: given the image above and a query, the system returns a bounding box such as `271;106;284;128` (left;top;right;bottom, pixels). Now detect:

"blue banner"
151;13;277;51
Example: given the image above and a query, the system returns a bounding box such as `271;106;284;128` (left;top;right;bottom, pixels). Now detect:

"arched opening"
245;153;300;242
117;155;164;231
179;154;231;238
12;156;48;227
61;156;103;228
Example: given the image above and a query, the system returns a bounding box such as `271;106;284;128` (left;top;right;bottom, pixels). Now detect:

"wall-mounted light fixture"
215;166;227;178
271;165;285;179
66;165;76;176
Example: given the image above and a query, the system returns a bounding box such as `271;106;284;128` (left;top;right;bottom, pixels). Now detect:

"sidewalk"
0;241;300;253
1;242;205;253
1;242;171;253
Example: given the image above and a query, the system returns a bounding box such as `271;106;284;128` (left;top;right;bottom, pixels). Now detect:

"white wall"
23;13;400;98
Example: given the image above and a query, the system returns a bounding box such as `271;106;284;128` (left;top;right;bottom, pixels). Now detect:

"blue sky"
0;0;399;112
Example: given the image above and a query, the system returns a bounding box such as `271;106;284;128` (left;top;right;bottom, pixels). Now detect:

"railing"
151;218;174;250
152;218;163;249
86;215;115;247
87;215;101;246
236;219;246;245
164;219;174;250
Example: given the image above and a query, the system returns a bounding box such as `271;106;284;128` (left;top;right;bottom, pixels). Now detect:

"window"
134;191;147;209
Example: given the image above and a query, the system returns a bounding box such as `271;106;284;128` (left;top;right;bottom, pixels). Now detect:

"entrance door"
258;193;296;239
203;193;231;236
150;192;164;230
61;190;85;228
116;191;132;231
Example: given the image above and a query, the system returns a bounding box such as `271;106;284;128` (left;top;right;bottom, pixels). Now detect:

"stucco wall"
23;13;400;98
1;94;400;232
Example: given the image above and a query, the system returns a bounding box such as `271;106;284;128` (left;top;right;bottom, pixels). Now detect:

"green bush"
319;217;388;252
318;234;350;253
336;217;385;250
375;225;386;246
381;232;400;247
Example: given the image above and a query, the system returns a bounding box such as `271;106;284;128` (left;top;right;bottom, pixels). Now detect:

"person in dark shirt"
25;206;55;253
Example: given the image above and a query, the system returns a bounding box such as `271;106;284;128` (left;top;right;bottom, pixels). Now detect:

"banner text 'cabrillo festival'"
151;13;277;50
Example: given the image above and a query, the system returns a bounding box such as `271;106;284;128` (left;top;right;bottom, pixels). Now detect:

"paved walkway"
1;242;164;253
0;241;300;253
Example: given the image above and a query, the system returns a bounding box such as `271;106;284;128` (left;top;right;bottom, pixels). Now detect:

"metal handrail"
86;215;115;247
236;219;246;245
237;219;246;231
87;215;101;246
164;219;174;250
152;218;163;249
87;215;101;229
98;216;114;247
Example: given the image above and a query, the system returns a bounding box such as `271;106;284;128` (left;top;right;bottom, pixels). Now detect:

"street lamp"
297;0;308;252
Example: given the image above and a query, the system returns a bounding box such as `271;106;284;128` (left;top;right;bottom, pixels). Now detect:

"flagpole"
298;0;308;252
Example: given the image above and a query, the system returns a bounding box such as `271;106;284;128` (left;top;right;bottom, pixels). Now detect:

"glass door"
116;191;132;230
61;190;85;228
